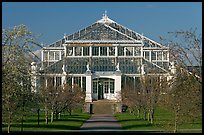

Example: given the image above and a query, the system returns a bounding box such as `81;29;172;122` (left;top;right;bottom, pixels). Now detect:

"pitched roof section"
47;15;168;49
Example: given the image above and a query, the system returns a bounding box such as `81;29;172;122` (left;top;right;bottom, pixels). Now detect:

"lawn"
2;110;91;132
114;107;202;133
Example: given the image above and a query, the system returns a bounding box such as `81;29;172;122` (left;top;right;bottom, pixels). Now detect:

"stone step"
93;103;114;114
83;101;122;114
92;100;117;114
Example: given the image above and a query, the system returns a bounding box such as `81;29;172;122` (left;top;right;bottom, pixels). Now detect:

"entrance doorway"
98;83;103;100
92;78;115;100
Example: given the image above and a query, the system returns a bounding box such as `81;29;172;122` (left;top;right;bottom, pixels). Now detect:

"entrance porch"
85;71;122;103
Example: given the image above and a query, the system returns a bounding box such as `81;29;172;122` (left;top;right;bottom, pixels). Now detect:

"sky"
2;2;202;50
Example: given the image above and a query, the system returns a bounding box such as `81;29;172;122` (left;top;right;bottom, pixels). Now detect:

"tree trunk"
8;124;11;133
69;108;72;116
56;111;59;120
45;110;48;124
21;115;24;131
147;112;150;121
174;110;178;133
137;109;140;118
143;111;146;120
150;109;154;124
37;109;40;127
51;111;54;123
8;114;11;133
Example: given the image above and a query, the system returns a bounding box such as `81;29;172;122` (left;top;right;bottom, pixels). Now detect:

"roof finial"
105;10;107;17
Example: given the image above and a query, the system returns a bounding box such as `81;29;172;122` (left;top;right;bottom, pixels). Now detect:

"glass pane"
75;47;82;56
93;81;97;93
100;47;107;56
151;51;156;60
126;47;133;56
144;51;149;60
104;81;109;93
92;46;99;56
56;77;61;87
109;47;115;56
83;46;89;56
110;81;114;93
118;46;124;56
67;47;73;56
49;51;54;60
157;52;162;60
55;52;60;60
43;51;48;61
163;51;168;60
134;47;141;56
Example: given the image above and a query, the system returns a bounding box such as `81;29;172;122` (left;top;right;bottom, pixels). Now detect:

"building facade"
31;14;174;112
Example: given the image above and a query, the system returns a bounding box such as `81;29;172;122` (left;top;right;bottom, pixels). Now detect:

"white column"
54;76;56;87
107;47;109;56
60;51;62;60
81;47;83;56
48;51;49;61
89;46;92;57
61;75;66;86
54;52;55;61
63;45;66;57
85;73;92;102
133;76;136;92
41;50;44;62
73;47;75;56
133;47;135;56
48;51;50;66
45;78;48;87
115;46;118;57
114;74;122;102
98;46;101;56
124;47;126;56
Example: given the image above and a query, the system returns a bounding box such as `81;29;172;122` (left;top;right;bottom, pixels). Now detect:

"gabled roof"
47;15;168;49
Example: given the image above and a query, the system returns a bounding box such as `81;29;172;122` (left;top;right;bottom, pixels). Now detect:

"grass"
114;107;202;133
2;110;91;131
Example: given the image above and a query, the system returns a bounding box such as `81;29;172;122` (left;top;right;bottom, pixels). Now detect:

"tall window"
92;46;99;56
66;76;72;86
144;51;149;60
151;51;156;60
118;46;124;56
126;47;133;56
100;47;107;56
93;81;98;93
157;52;162;60
43;51;48;61
104;81;109;93
49;51;54;60
83;46;89;56
55;52;60;60
163;51;168;60
109;47;115;56
67;47;73;56
56;77;61;87
134;47;141;56
75;47;82;56
74;77;81;87
110;81;114;93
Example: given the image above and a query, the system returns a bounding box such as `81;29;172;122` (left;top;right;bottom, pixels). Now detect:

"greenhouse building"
31;14;175;113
